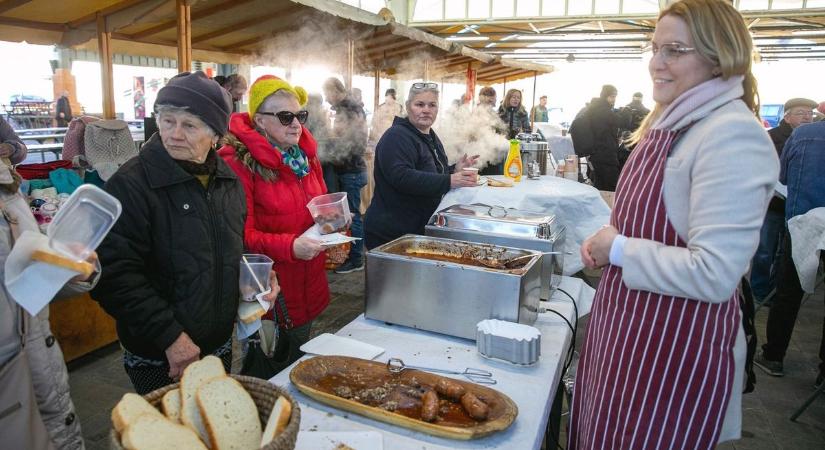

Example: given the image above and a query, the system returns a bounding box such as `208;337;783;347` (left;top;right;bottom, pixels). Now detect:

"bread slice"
181;356;226;448
121;414;207;450
238;300;267;324
31;249;95;278
161;388;182;423
111;393;163;434
196;376;262;450
260;396;291;447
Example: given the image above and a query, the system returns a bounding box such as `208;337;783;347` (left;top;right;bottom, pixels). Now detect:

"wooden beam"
96;13;115;119
0;16;64;31
373;69;380;115
361;40;421;58
0;0;32;15
345;39;355;90
130;0;255;40
67;0;147;28
176;0;191;72
191;9;284;44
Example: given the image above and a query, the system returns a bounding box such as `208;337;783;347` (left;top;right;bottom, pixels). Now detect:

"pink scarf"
653;75;744;130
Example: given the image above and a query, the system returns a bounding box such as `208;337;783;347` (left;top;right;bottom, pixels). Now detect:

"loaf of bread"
161;388;182;423
111;393;163;434
180;355;226;448
197;376;262;450
260;396;292;447
121;414;207;450
31;249;95;278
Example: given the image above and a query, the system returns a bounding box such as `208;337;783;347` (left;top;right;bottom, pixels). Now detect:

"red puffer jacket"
218;113;329;327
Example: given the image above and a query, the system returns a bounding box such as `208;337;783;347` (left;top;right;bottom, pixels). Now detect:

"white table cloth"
437;176;612;275
269;276;595;450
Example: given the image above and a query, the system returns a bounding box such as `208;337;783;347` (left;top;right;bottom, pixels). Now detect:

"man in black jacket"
570;85;621;191
750;97;817;303
323;78;368;273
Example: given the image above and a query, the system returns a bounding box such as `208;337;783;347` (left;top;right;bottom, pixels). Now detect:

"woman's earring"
712;68;721;76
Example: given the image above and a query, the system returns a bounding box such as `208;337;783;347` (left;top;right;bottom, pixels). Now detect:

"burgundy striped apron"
568;129;740;450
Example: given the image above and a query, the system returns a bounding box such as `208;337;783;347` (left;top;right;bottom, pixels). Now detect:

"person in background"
477;86;497;110
322;77;368;274
619;91;650;134
573;1;777;447
221;74;248;113
351;87;365;109
220;75;329;369
0;116;28;164
370;88;403;144
305;93;334;188
755;119;825;387
55;91;72;128
365;82;478;249
92;72;278;394
813;101;825;122
498;89;531;139
750;97;817;303
530;95;549;123
569;84;622;191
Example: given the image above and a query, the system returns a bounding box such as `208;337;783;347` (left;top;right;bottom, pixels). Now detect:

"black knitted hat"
600;84;618;99
155;71;232;135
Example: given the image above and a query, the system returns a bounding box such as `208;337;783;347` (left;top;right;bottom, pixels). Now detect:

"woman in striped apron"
570;1;779;448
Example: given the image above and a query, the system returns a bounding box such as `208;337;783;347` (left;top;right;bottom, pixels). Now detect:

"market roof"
410;5;825;63
0;0;554;82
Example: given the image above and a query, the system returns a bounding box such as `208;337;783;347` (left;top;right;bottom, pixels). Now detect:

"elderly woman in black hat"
92;71;278;394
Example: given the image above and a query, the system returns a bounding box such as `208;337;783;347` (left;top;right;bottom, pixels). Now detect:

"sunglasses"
258;110;309;126
412;82;439;90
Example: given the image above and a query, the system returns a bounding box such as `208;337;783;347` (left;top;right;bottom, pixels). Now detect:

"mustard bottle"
504;139;523;182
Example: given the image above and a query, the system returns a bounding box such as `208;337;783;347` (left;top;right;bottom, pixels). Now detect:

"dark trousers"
763;233;825;375
750;209;785;299
590;162;619;191
338;171;367;263
124;347;232;395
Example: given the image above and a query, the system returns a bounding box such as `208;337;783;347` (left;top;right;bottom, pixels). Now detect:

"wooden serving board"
289;355;518;440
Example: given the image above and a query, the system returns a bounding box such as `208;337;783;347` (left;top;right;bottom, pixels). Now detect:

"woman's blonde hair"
630;0;759;144
502;89;527;115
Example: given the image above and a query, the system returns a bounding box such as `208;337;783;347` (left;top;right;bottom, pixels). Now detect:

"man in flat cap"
750;97;817;304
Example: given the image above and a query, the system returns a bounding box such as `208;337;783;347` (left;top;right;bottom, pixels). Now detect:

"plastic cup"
307;192;350;235
462;167;479;182
239;254;273;302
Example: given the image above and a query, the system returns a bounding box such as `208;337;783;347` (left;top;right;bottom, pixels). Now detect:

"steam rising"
435;104;509;167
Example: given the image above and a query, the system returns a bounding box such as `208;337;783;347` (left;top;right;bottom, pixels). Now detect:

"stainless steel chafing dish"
365;235;542;340
425;203;565;300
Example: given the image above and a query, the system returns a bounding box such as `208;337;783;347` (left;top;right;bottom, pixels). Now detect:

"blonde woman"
572;1;778;448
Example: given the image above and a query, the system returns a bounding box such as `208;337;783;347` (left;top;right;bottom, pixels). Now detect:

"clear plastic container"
239;254;273;302
47;184;122;262
306;192;350;235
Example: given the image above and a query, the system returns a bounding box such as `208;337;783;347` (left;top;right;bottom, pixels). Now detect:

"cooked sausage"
435;378;466;400
420;390;439;422
460;392;489;420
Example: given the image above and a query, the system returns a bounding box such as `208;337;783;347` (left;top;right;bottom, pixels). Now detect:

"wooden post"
531;71;537;129
373;69;380;114
424;60;430;81
345;39;355;90
176;0;192;72
96;13;115;119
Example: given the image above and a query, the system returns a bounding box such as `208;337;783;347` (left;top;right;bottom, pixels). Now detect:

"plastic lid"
47;184;122;262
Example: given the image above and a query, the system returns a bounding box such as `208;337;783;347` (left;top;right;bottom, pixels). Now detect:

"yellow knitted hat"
248;75;308;117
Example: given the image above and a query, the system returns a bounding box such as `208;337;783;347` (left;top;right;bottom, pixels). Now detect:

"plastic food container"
307;192;350;235
239;254;273;302
47;184;122;262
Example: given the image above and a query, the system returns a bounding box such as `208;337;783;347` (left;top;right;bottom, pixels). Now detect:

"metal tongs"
386;358;496;385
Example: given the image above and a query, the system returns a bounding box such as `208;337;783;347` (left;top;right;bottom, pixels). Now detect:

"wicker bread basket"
110;375;300;450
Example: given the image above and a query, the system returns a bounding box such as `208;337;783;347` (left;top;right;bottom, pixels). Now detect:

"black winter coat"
91;135;246;360
330;97;367;174
767;120;793;213
573;98;621;167
498;106;531;139
365;117;452;249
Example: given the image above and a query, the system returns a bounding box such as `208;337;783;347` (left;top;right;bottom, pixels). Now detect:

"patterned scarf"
280;145;310;178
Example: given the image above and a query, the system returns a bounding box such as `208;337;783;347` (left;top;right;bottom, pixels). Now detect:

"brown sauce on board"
314;370;486;427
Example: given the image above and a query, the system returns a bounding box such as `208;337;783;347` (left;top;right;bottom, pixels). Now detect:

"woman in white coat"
571;1;778;448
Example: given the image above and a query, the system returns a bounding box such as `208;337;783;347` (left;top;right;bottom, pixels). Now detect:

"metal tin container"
425;204;565;300
365;235;542;340
518;132;550;175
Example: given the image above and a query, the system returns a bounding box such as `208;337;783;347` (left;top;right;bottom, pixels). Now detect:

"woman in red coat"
219;75;329;365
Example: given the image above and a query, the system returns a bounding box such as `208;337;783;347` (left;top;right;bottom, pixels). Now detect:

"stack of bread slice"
111;355;292;450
